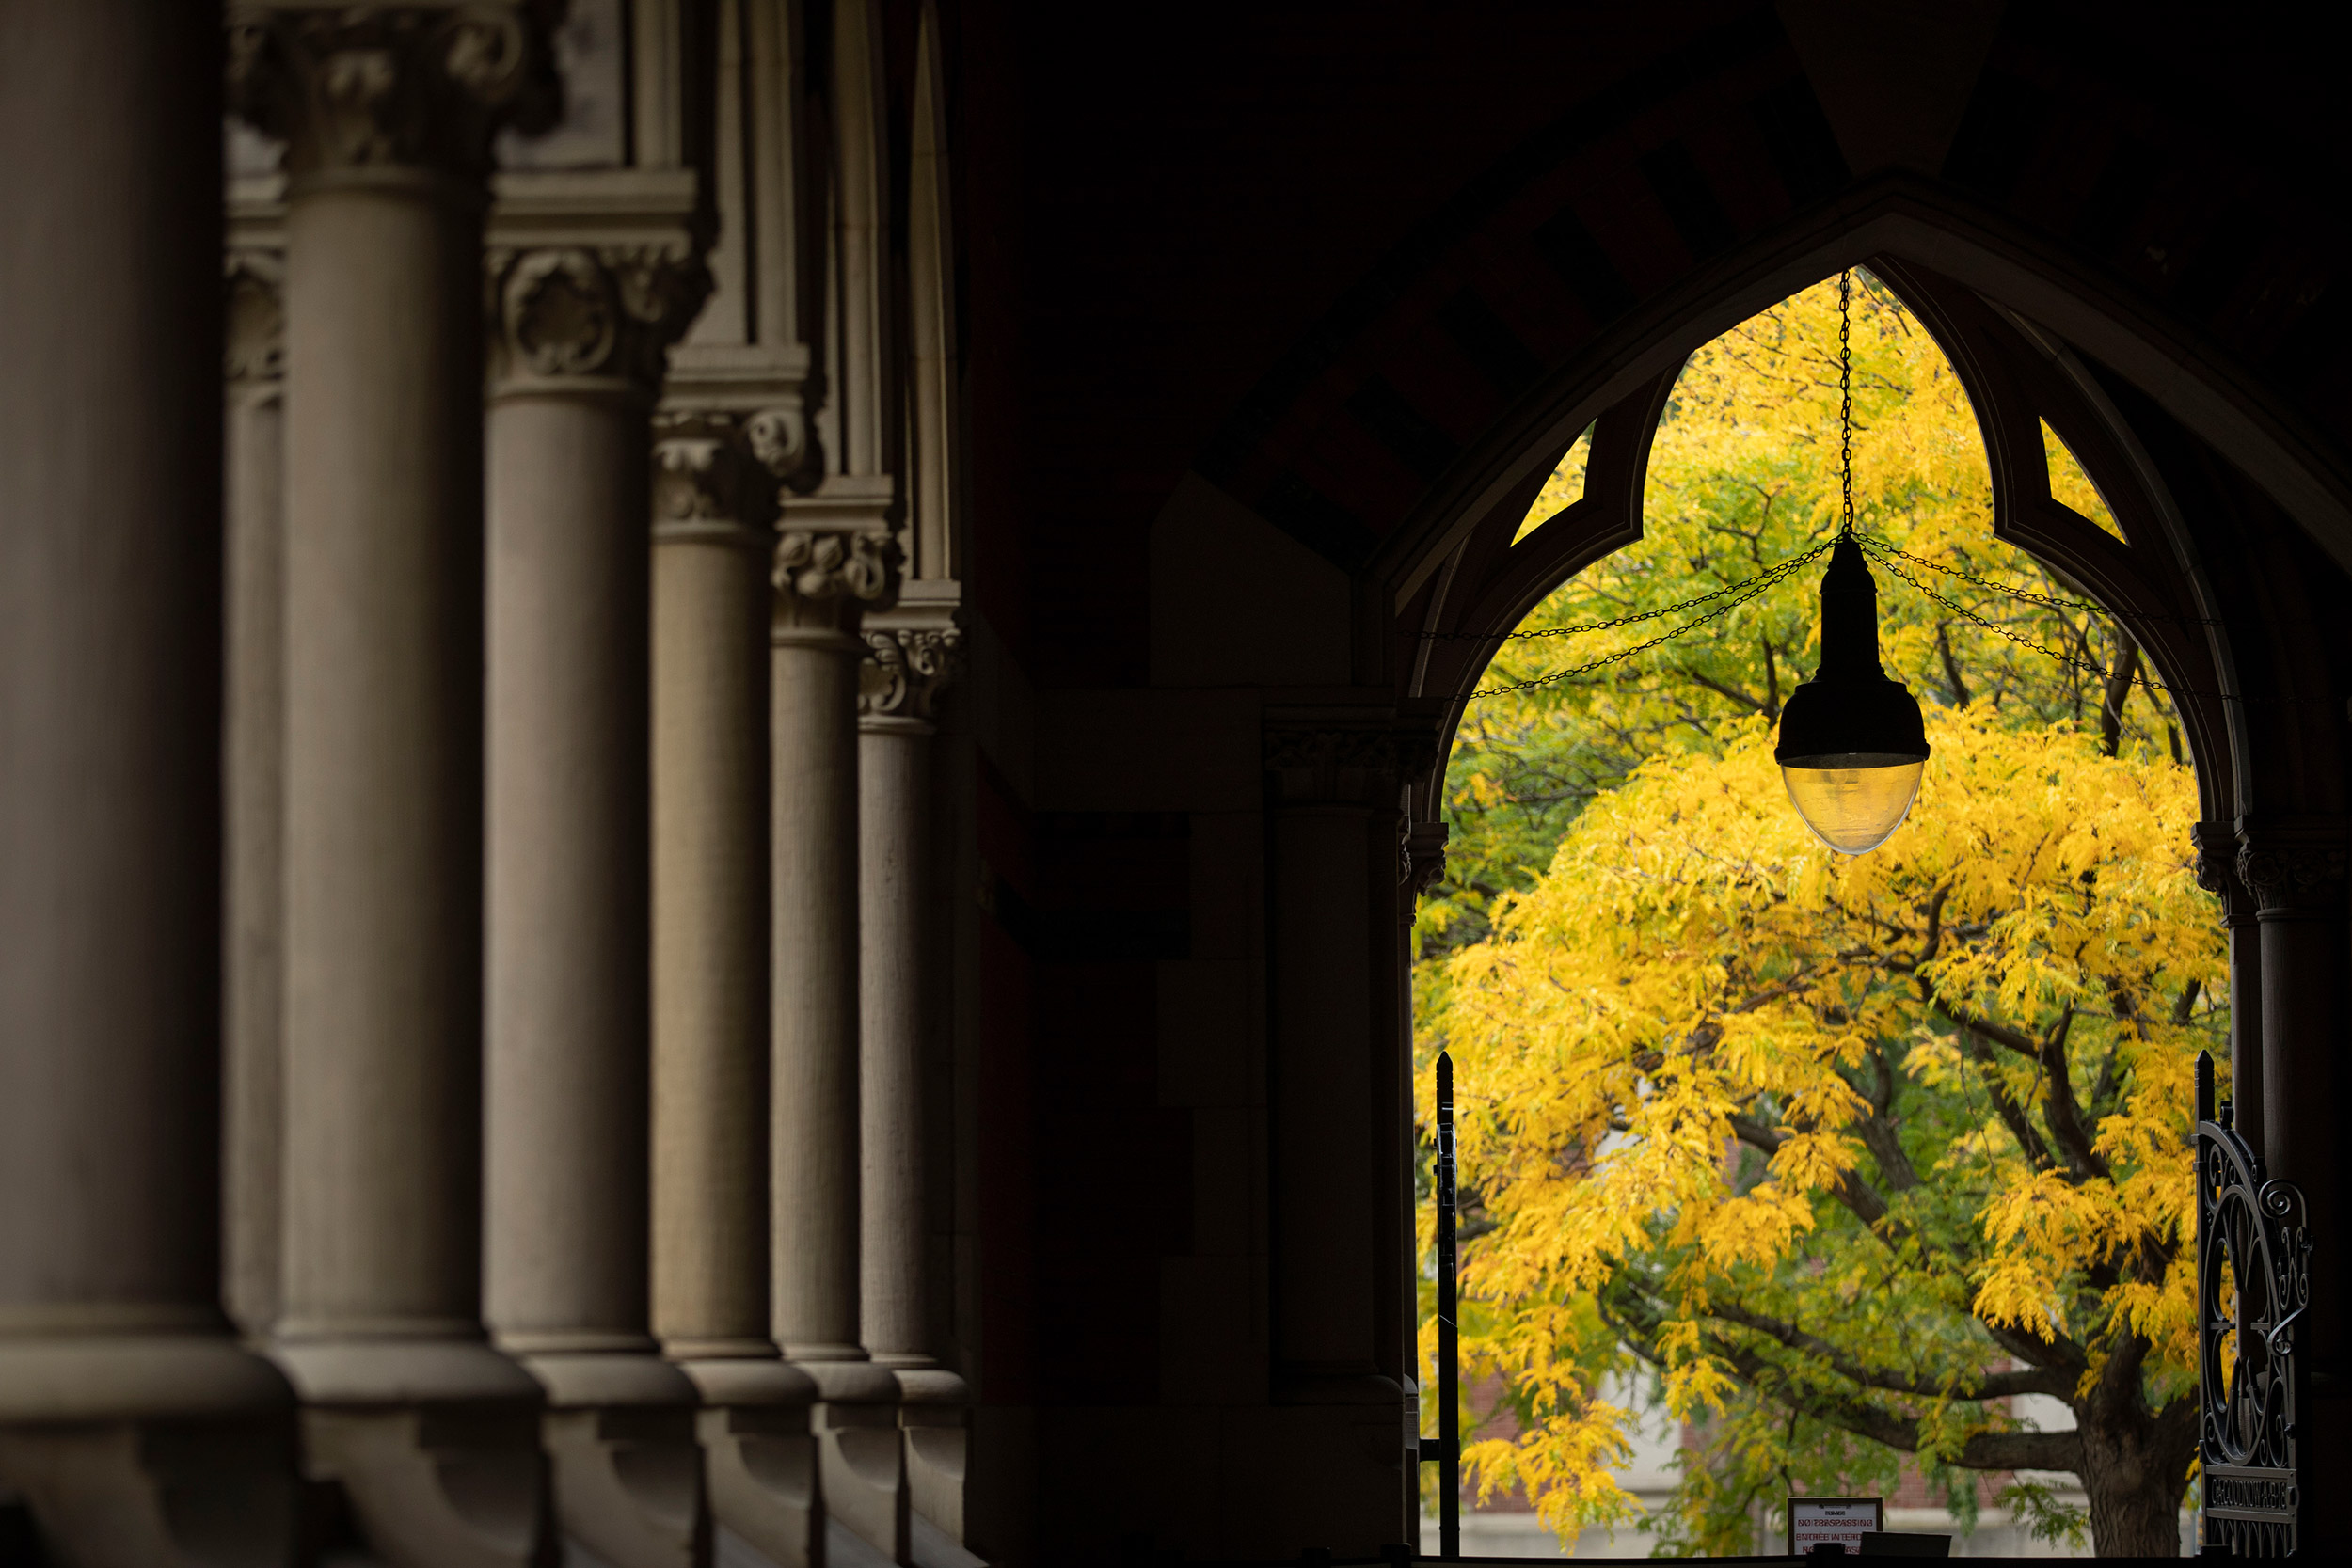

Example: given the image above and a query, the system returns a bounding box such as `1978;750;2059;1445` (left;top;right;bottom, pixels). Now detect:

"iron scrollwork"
2197;1050;2311;1557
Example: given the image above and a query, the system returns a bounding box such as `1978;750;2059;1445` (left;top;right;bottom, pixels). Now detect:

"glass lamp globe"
1774;536;1930;857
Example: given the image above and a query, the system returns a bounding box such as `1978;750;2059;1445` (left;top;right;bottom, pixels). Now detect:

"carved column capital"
1263;716;1439;809
772;483;901;643
2193;820;2256;927
2235;818;2349;923
859;626;963;727
1406;821;1451;895
487;244;710;391
771;529;900;641
226;2;561;182
223;249;285;387
651;411;775;543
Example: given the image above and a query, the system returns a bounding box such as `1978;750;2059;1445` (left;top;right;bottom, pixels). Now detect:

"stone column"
2194;821;2264;1147
226;8;559;1563
650;413;822;1567
222;245;289;1343
2237;822;2349;1417
773;499;909;1558
0;4;296;1558
484;242;710;1568
859;624;970;1537
1262;719;1422;1531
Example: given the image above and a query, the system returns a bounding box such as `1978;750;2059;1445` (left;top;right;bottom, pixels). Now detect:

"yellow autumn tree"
1426;712;2222;1556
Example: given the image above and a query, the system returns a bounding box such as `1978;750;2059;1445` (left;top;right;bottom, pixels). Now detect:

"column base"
523;1353;705;1568
677;1358;822;1568
300;1405;550;1568
0;1415;297;1568
795;1362;908;1565
893;1367;969;1548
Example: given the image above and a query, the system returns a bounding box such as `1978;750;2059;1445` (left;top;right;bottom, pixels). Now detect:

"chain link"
1840;269;1854;542
1470;543;1831;697
1421;545;1833;641
1851;534;2218;626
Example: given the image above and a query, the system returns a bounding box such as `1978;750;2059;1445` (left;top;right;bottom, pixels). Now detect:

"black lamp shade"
1775;536;1929;853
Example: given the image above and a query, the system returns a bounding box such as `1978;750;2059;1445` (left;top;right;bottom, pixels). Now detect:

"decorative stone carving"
1263;721;1440;808
1406;820;1451;895
2236;821;2349;923
226;3;561;180
224;249;284;385
487;244;710;388
2193;820;2257;927
859;626;962;724
651;411;781;547
771;527;900;638
746;406;812;483
1263;727;1439;777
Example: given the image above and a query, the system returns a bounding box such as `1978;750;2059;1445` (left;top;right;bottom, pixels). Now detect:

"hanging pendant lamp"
1774;272;1930;855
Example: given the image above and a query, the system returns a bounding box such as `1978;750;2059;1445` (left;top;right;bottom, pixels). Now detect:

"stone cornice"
2236;817;2349;924
1263;710;1440;808
226;3;562;184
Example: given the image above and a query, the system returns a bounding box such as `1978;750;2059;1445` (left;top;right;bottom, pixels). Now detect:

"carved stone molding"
771;527;900;639
859;626;963;725
2236;819;2350;924
224;249;285;385
1406;820;1451;895
2193;820;2257;927
1263;719;1439;807
487;244;710;389
226;2;561;182
651;410;774;536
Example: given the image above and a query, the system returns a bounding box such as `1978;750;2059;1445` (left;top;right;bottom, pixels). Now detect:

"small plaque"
1787;1495;1883;1556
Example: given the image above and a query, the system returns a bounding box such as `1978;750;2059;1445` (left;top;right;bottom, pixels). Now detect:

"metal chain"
1839;269;1854;542
1419;545;1833;641
1857;543;2193;705
1470;544;1830;697
1852;534;2218;626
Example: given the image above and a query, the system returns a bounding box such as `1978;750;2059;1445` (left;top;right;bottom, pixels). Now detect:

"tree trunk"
2074;1408;2194;1557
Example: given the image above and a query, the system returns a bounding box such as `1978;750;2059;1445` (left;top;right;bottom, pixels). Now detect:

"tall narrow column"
0;4;295;1557
859;625;970;1538
651;412;823;1567
227;9;559;1563
773;503;908;1558
2194;821;2263;1148
1262;719;1422;1533
2238;816;2349;1530
484;240;710;1568
222;245;289;1343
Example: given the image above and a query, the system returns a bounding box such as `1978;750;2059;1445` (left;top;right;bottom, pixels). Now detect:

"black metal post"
1438;1051;1459;1560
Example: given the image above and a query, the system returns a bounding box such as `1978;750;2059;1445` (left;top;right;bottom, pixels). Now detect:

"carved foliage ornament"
772;529;900;632
224;249;284;384
860;627;963;722
2235;826;2349;923
226;3;561;180
652;412;770;528
489;245;710;387
1262;727;1438;779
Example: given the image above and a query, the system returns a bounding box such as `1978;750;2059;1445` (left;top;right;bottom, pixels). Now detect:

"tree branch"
1727;1114;1892;1228
1706;1299;2075;1401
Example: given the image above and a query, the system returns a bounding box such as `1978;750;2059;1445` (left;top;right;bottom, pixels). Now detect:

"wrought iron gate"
2197;1050;2310;1556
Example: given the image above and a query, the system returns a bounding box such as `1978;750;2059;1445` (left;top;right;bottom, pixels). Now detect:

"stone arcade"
5;2;2352;1562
